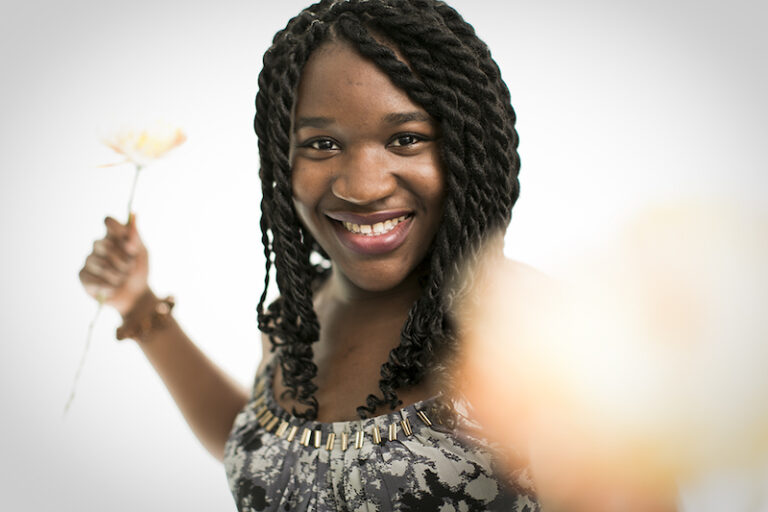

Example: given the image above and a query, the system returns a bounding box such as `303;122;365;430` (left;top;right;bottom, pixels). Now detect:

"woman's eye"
305;139;339;151
389;134;424;147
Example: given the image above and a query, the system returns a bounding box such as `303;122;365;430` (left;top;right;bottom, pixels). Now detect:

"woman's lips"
329;214;414;255
325;210;412;225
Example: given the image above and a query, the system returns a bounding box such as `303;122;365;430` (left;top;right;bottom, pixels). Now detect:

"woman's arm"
124;288;249;461
79;216;249;461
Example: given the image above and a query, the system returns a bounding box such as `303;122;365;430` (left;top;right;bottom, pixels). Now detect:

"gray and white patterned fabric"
224;362;540;511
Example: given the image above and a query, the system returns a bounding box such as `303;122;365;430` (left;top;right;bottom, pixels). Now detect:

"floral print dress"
224;362;539;511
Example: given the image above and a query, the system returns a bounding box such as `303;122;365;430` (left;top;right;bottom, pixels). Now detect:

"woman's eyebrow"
294;112;431;131
382;111;431;125
294;116;334;131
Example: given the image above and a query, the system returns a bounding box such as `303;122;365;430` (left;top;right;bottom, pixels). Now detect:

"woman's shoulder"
498;258;553;285
255;331;277;380
465;256;558;307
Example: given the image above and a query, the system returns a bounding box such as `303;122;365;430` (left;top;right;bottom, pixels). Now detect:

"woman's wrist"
116;289;175;342
119;287;157;321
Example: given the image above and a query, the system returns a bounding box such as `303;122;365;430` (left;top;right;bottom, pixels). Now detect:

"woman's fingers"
93;238;133;273
78;266;115;300
84;253;123;286
104;215;141;257
104;216;129;240
80;215;148;314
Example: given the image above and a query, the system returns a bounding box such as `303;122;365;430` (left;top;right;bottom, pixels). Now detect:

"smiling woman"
291;41;445;294
216;4;537;507
75;0;676;511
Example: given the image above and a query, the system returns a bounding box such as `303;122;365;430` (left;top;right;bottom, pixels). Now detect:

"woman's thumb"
124;213;140;254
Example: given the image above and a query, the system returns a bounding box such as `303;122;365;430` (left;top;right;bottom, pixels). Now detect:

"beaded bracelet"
116;295;175;342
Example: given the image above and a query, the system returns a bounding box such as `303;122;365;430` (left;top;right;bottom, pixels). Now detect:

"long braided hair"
255;0;521;420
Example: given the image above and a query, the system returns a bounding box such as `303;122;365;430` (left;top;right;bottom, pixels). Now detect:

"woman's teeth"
342;215;408;236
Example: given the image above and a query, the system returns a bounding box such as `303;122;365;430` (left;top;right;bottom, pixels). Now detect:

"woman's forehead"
292;41;429;125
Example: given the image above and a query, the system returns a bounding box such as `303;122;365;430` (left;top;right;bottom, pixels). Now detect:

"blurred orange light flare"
454;199;768;511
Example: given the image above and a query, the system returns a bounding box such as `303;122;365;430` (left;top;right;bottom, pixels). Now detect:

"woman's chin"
330;263;423;298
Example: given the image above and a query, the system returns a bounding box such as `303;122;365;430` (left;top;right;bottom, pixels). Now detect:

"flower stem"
63;295;105;417
126;164;142;222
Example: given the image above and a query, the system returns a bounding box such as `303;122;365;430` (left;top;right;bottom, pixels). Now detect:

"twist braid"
255;0;520;420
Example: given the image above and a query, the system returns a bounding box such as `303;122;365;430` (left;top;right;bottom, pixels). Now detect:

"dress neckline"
259;358;442;431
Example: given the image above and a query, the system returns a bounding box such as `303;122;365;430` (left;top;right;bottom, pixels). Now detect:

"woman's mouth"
327;213;414;255
340;215;409;236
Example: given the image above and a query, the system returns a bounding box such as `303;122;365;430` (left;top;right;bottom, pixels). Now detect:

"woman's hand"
79;215;149;317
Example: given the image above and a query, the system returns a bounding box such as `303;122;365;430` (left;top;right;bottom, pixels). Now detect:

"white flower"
104;122;186;167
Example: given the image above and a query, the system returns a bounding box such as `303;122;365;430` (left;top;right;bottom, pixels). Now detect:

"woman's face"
290;41;445;294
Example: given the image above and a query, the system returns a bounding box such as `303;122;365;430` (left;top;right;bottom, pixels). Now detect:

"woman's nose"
331;146;397;205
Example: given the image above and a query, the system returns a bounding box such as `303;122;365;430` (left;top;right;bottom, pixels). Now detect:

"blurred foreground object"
456;199;768;511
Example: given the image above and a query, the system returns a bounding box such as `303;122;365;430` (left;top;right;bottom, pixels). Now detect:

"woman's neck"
310;268;422;361
298;268;435;420
324;267;423;309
